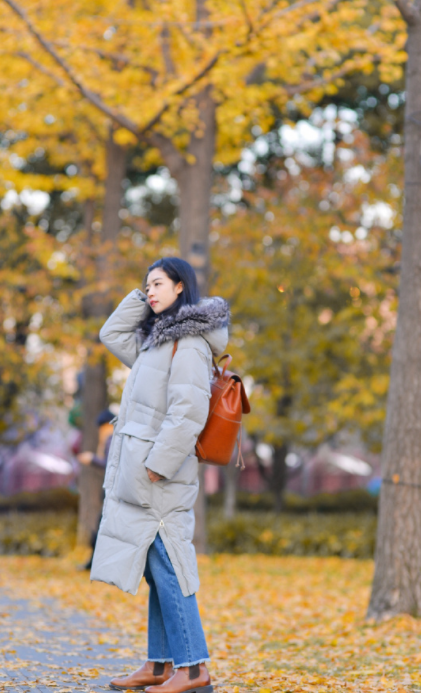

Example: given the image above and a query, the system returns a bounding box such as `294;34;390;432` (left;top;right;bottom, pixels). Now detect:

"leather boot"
110;661;174;690
145;663;213;693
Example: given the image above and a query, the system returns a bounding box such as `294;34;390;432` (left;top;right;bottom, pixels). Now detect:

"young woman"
90;257;230;693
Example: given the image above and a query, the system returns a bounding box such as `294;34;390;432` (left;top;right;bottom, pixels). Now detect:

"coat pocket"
115;421;156;507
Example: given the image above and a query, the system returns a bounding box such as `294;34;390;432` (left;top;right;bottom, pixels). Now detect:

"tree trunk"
83;197;95;245
270;393;292;513
272;443;288;513
77;130;127;545
77;466;106;546
177;87;216;296
102;134;127;243
185;90;216;551
224;458;240;519
367;12;421;620
77;361;107;545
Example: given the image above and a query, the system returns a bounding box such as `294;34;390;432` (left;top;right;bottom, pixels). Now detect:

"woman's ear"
176;282;184;296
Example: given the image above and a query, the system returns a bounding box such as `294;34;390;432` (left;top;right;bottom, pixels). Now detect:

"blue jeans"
143;533;210;669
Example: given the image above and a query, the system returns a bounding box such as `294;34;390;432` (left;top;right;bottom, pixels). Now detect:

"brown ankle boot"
110;661;174;690
145;663;213;693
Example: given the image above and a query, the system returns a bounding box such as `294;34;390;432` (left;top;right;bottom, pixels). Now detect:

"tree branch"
51;40;131;66
3;0;141;136
285;57;375;97
139;51;220;135
50;39;158;83
16;50;65;86
147;132;188;177
4;0;357;148
239;0;254;38
273;0;323;18
395;0;419;25
143;0;328;127
4;0;221;139
258;0;319;25
255;0;340;43
11;50;104;144
160;22;176;77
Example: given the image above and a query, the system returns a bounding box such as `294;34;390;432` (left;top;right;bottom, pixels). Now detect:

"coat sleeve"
144;342;211;480
99;289;148;368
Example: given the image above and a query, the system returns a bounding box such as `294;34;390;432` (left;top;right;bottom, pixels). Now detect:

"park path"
0;589;144;692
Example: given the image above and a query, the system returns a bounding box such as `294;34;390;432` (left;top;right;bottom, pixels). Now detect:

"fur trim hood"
136;296;230;352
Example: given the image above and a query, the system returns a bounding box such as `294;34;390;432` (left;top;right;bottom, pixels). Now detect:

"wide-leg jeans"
143;533;210;669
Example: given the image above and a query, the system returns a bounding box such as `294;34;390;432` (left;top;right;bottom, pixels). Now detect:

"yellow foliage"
0;0;407;169
113;128;138;147
211;128;400;451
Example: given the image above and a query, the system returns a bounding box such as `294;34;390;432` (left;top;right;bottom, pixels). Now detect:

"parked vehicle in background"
287;444;379;497
0;413;78;496
205;439;380;500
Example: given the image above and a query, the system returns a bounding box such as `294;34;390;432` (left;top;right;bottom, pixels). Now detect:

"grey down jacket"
90;288;230;597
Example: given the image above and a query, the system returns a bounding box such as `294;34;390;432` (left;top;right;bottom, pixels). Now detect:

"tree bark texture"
177;87;216;297
102;134;127;243
77;465;106;547
151;85;216;299
77;353;108;545
367;11;421;620
77;131;126;546
83;198;95;245
186;89;215;552
77;316;110;546
272;443;289;514
224;458;240;519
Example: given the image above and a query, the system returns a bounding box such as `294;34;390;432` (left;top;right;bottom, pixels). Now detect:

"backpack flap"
214;354;251;415
218;369;251;415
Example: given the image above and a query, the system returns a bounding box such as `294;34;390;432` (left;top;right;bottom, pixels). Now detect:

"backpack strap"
235;425;246;470
172;339;226;374
199;336;225;373
216;353;232;375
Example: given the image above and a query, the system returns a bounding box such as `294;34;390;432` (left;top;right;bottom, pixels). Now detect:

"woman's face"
145;268;183;314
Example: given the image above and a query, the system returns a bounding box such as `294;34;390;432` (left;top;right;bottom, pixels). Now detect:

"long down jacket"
90;289;230;597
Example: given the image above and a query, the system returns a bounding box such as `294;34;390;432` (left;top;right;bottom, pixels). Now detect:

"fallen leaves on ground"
0;552;420;692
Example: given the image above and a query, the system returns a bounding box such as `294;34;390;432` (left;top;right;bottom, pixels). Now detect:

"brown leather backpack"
172;341;251;469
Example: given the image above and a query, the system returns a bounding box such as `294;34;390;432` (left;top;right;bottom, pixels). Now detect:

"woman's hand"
147;468;165;483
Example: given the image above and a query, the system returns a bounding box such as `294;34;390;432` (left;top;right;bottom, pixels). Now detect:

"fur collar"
136;296;230;350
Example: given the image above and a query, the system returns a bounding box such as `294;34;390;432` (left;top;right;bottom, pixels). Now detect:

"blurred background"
0;0;406;562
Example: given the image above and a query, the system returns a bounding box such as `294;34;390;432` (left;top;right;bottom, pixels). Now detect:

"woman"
90;257;230;693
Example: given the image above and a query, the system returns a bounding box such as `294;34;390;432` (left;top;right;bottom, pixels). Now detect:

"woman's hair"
138;257;200;336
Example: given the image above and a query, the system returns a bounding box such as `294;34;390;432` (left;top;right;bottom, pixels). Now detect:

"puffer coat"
90;289;230;597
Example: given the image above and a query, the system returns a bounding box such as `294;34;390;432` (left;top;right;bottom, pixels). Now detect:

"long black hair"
138;257;200;336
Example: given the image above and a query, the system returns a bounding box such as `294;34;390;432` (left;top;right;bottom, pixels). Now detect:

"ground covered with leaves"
1;553;420;693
